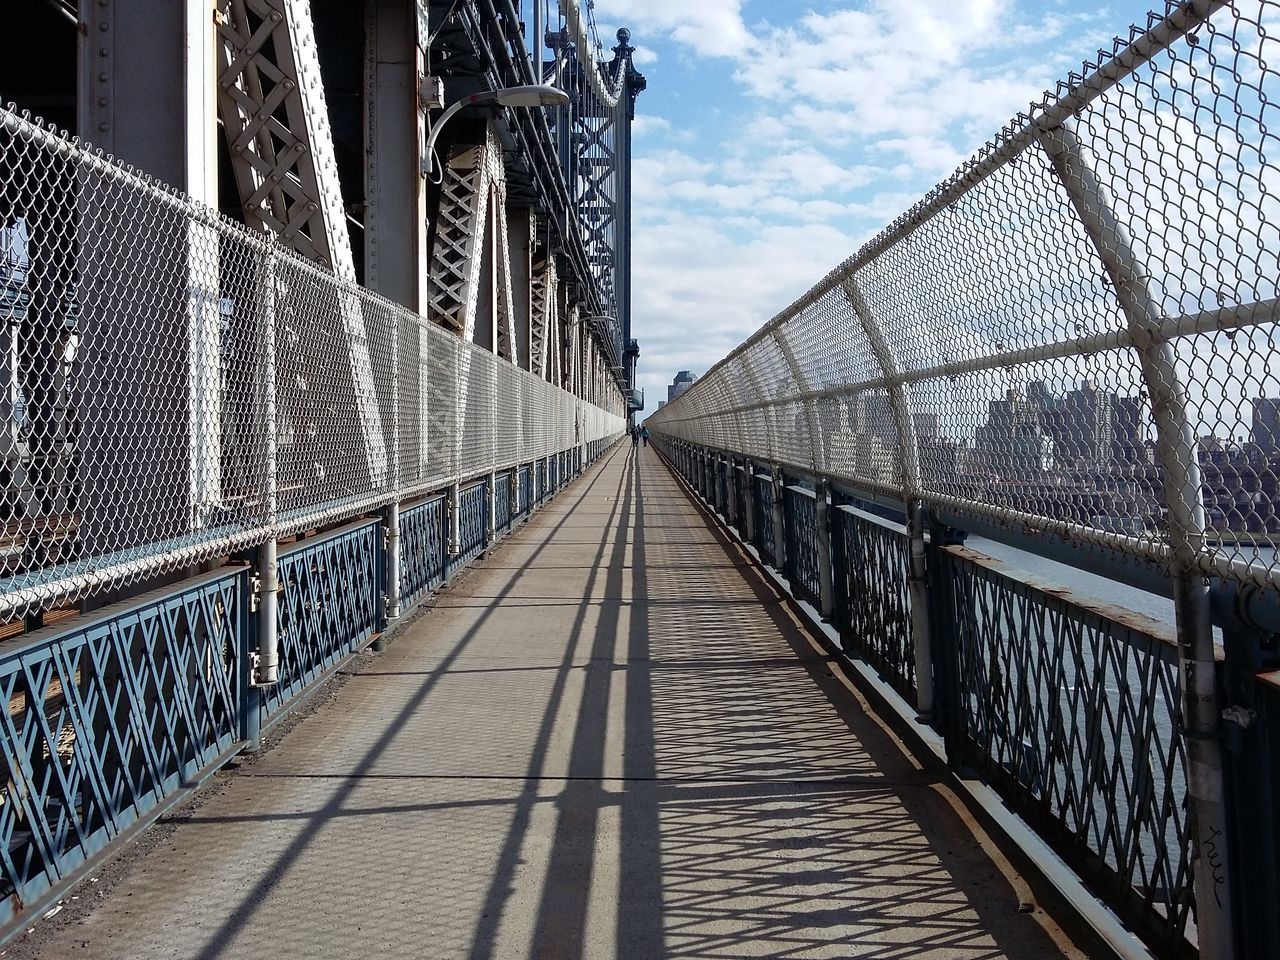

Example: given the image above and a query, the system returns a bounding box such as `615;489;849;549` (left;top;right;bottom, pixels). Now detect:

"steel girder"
427;126;519;364
215;0;389;488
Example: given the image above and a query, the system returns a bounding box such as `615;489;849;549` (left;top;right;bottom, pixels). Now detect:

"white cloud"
632;214;859;398
630;114;671;136
629;44;659;66
588;0;1175;402
593;0;753;58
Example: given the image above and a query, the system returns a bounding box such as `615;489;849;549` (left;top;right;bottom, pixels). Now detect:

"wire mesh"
647;0;1280;593
0;104;625;627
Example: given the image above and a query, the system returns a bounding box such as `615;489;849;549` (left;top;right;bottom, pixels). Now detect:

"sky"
587;0;1170;408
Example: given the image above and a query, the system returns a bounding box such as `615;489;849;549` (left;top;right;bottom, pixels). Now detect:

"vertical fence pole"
926;511;967;764
254;249;280;695
1042;122;1236;956
724;457;736;528
448;481;461;557
742;461;755;544
486;471;497;545
906;502;934;721
814;478;835;621
829;493;848;637
1216;590;1280;957
374;500;399;653
770;466;786;573
239;569;262;751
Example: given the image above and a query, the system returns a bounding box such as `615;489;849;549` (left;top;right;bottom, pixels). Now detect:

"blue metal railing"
263;520;383;728
656;436;1245;960
518;466;533;519
753;472;775;566
454;481;489;569
0;568;246;930
937;544;1192;951
782;485;820;609
0;441;611;942
495;474;513;534
401;495;447;608
831;504;916;703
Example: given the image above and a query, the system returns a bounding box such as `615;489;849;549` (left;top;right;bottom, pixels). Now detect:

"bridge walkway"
13;445;1085;959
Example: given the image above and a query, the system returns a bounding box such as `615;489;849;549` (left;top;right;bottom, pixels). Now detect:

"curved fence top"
648;0;1280;592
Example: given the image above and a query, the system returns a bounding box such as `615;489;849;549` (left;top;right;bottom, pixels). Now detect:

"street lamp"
569;314;614;329
422;84;570;177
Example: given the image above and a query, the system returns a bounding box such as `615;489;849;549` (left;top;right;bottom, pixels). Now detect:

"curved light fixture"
423;84;570;177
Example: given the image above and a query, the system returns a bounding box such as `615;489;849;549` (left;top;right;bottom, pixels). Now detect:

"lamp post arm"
422;96;474;177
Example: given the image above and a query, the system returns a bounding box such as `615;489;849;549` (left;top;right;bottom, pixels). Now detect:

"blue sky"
588;0;1166;405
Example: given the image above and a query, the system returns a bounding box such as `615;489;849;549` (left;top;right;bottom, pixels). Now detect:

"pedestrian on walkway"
641;426;649;447
631;425;639;447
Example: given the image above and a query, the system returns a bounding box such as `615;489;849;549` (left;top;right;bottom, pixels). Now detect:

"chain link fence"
648;0;1279;593
0;104;624;628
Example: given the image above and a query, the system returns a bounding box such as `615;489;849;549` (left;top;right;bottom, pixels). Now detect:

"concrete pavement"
12;445;1087;959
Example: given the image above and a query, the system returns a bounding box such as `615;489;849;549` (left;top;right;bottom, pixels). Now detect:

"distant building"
1112;395;1144;463
656;399;666;410
828;430;897;486
1060;379;1115;465
976;388;1054;477
1253;397;1280;452
667;370;696;403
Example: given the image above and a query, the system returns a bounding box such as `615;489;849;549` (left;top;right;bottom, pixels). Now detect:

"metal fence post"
814;478;835;620
1043;122;1236;956
447;481;461;557
907;501;935;721
240;568;262;752
374;501;400;653
829;492;849;634
254;248;280;692
486;471;497;545
841;275;934;721
742;460;755;544
1215;586;1280;957
925;511;967;765
724;457;736;528
770;466;786;574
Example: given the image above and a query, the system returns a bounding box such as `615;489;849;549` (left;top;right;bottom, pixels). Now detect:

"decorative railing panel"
264;520;381;725
401;495;447;608
0;569;244;931
832;506;915;701
940;546;1192;954
455;481;488;568
733;464;749;536
495;473;513;534
752;472;775;566
782;485;820;607
518;466;533;517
